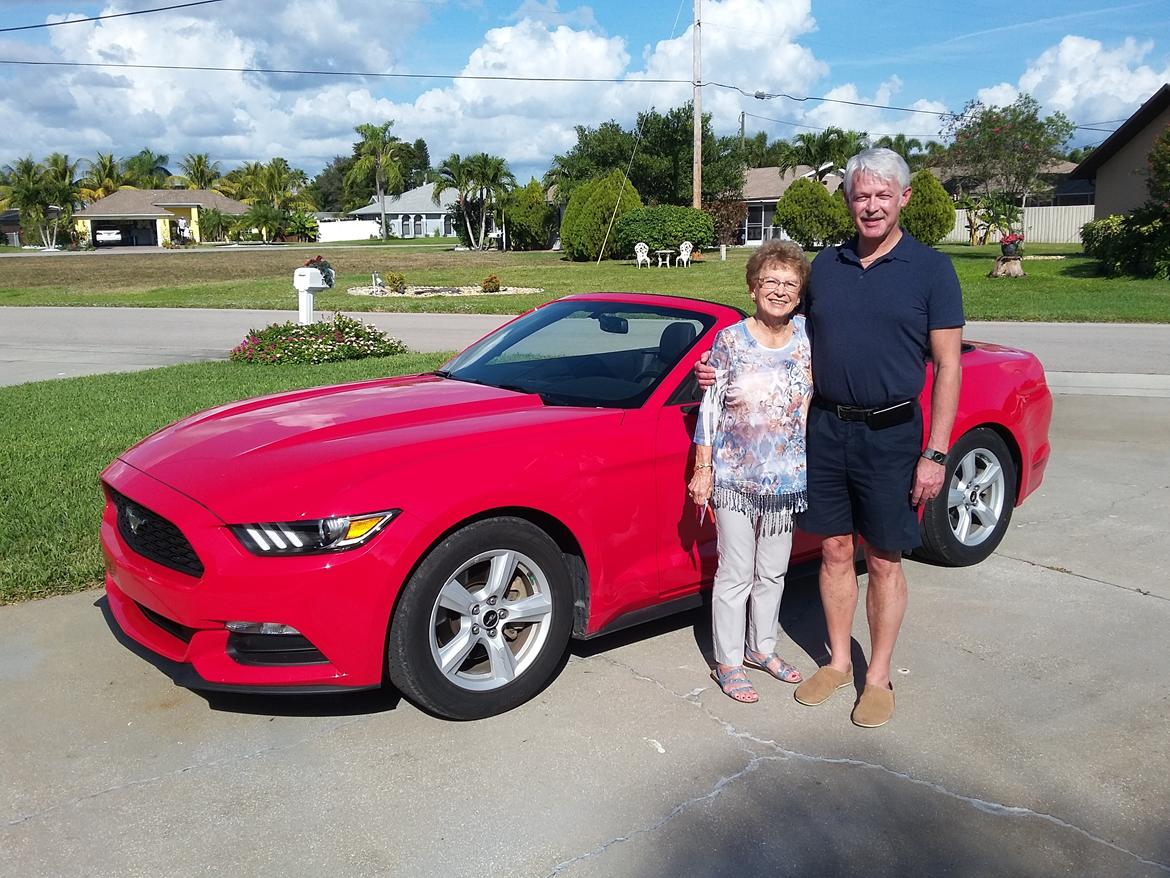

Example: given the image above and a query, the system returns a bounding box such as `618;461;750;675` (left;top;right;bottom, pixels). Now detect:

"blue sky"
2;0;1169;181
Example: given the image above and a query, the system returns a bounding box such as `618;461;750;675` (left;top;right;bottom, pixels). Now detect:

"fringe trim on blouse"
712;487;808;536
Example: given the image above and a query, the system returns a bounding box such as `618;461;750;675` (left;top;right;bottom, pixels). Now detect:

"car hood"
117;374;607;521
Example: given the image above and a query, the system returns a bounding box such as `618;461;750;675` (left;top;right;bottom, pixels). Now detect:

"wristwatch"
920;448;947;464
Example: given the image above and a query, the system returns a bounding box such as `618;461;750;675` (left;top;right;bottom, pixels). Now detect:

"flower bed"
230;313;407;365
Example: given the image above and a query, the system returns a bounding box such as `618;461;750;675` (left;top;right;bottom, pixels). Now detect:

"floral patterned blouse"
693;317;813;534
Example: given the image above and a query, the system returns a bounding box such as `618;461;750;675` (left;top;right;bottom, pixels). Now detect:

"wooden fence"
942;204;1095;245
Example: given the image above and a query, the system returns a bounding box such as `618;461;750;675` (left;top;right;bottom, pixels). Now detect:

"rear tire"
917;428;1016;566
387;517;573;720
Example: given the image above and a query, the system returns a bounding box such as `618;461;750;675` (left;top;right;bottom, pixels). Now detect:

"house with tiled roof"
742;166;843;245
73;189;247;247
349;182;458;238
1070;84;1170;219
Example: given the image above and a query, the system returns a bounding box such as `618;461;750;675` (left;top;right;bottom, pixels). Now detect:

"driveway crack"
544;655;1170;876
995;551;1168;601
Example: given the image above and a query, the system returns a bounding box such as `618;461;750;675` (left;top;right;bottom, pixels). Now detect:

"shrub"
560;170;642;261
229;314;408;365
481;274;501;293
1081;208;1170;279
703;194;748;246
1147;123;1170;207
901;170;956;246
383;271;406;293
505;178;556;250
773;179;852;249
614;205;715;255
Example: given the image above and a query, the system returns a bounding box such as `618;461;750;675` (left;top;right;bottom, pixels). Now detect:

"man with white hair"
696;148;964;727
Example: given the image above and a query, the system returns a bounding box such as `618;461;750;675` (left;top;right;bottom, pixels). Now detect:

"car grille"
107;486;205;578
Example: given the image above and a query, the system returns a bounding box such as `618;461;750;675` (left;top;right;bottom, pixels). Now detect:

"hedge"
614;205;715;256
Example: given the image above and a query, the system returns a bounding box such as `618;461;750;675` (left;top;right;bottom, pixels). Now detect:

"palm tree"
346;122;405;240
241;202;287;243
198;206;231;242
220;161;266;203
776;129;845;180
176;153;222;190
832;130;870;171
430;153;479;248
1;157;48;246
42;153;82;247
258;158;315;212
125;148;173;188
465;152;516;250
874;134;924;165
80;153;137;203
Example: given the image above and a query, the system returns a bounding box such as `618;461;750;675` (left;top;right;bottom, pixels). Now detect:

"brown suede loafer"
851;684;895;728
793;666;853;706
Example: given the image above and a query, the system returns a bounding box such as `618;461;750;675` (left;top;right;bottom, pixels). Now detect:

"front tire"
387;517;573;720
917;428;1017;566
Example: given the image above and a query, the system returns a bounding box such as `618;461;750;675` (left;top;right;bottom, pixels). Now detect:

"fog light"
225;621;301;636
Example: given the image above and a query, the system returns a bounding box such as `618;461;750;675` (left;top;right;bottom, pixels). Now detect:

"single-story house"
743;166;843;245
73;189;248;247
350;183;458;238
930;161;1090;206
2;208;25;246
1070;83;1170;219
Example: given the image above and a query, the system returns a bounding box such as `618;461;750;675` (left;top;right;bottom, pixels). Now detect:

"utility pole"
692;0;701;209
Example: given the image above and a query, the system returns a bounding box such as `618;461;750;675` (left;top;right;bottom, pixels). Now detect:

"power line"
0;58;691;85
0;0;226;34
725;84;1120;134
742;111;945;140
0;57;1124;136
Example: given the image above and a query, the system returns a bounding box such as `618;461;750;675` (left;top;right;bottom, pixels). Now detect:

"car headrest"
658;321;697;364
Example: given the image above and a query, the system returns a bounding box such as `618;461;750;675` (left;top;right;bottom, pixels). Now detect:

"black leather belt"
812;396;916;428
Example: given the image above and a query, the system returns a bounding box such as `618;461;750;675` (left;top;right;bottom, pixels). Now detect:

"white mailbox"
293;267;327;325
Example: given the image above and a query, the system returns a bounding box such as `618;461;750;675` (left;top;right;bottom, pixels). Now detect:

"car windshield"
438;300;716;408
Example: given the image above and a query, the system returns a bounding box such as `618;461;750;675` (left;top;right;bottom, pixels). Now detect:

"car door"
655;370;720;599
654;346;822;601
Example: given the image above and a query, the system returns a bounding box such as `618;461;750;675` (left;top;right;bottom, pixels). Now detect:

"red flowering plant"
1001;232;1025;246
304;254;335;288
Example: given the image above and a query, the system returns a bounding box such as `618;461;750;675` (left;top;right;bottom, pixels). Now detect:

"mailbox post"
292;267;327;325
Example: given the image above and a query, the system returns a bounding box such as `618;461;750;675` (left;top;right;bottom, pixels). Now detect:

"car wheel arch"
384;506;591;646
950;418;1024;504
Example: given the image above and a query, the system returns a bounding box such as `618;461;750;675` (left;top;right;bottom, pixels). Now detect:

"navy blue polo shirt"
805;230;964;408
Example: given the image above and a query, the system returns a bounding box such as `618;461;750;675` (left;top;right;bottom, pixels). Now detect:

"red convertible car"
101;293;1052;719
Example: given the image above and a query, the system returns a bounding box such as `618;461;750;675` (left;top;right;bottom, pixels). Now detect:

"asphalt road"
4;307;1170;394
2;392;1170;875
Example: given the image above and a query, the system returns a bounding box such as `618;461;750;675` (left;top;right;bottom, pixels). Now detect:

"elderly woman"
689;240;813;703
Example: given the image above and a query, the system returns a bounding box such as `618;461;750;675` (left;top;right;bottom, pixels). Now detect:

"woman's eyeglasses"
757;278;800;293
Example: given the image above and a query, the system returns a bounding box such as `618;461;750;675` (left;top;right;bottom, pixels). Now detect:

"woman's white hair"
843;148;911;197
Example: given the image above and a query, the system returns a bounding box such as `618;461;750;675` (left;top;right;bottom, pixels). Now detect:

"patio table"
654;249;674;267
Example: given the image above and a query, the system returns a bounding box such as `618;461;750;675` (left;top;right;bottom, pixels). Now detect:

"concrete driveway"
2;387;1169;876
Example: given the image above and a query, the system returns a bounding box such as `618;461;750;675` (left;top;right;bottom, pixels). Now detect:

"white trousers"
711;505;794;667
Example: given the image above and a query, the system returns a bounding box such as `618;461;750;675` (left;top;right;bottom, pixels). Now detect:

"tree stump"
989;255;1025;278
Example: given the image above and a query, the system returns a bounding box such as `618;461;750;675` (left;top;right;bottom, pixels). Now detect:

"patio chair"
634;241;650;268
675;241;693;267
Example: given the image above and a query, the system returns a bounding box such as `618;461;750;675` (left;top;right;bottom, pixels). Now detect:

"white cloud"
800;77;949;141
978;35;1170;128
4;4;1167;182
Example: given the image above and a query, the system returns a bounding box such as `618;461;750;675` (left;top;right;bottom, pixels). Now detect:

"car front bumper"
100;459;404;691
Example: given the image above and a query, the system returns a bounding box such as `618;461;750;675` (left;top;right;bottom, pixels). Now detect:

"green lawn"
0;353;449;604
1;243;1166;321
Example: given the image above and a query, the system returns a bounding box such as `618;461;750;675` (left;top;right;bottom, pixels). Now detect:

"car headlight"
229;510;400;555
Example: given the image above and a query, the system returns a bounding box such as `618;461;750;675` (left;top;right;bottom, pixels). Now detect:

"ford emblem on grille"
125;504;147;535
